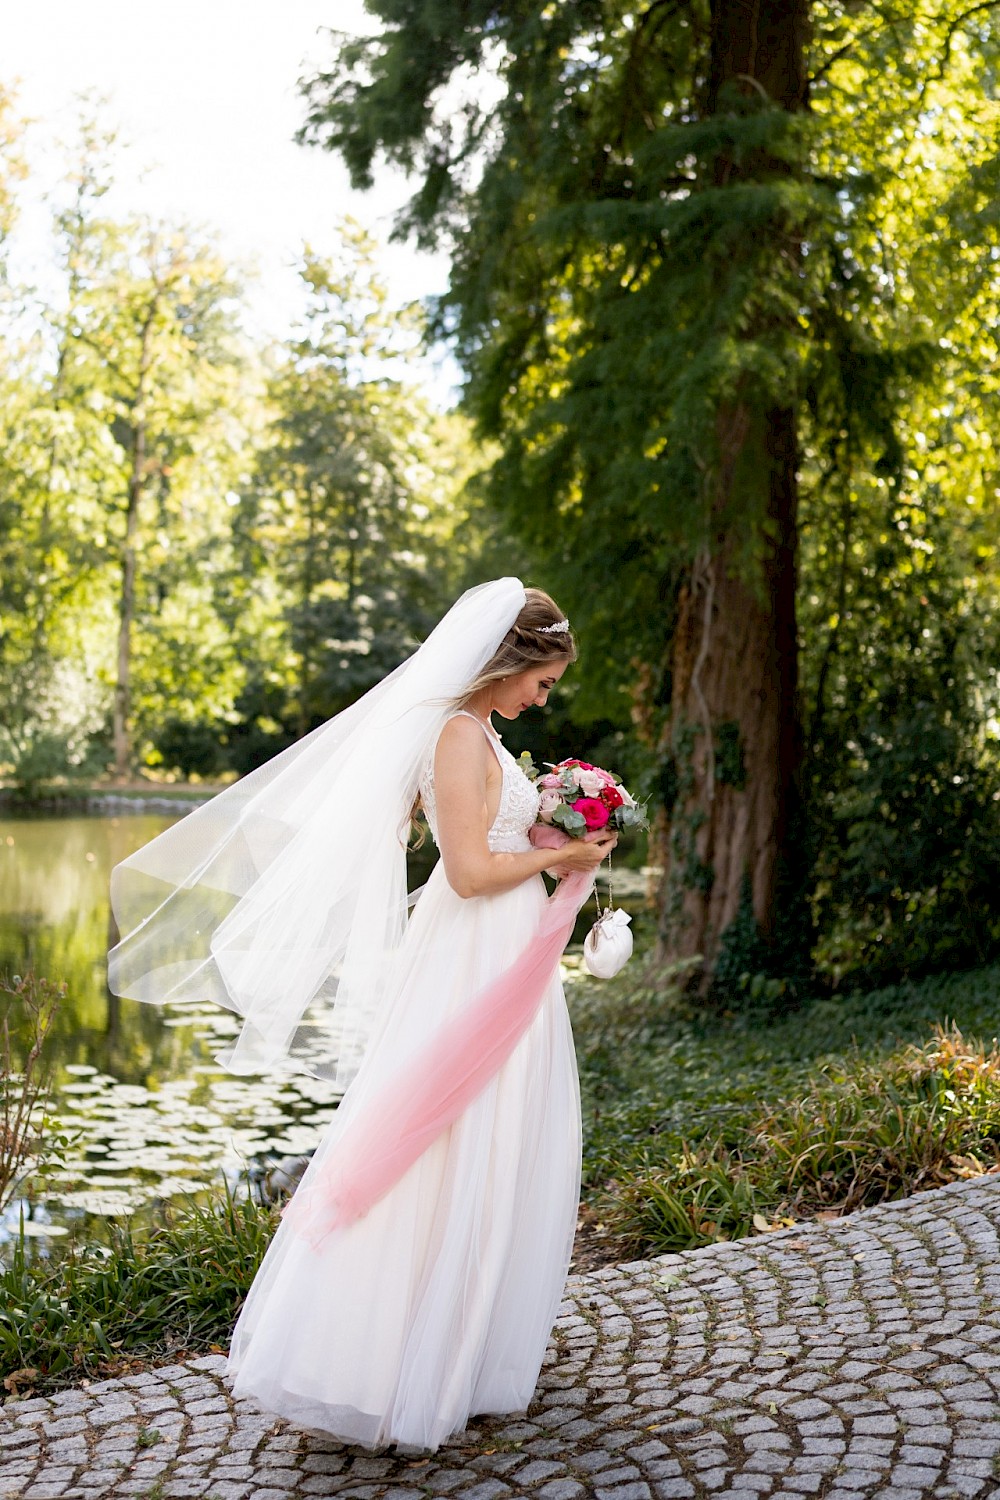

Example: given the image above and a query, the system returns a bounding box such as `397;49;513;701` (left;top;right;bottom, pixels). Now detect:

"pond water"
0;811;360;1252
1;811;635;1255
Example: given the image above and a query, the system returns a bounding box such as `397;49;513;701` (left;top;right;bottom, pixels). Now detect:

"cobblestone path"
5;1177;1000;1500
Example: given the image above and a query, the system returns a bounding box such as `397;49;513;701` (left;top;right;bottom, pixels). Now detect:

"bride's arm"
433;716;614;899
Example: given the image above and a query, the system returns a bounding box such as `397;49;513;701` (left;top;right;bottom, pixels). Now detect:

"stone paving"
6;1176;1000;1500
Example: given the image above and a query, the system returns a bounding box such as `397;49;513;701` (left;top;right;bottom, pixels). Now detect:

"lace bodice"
419;710;541;853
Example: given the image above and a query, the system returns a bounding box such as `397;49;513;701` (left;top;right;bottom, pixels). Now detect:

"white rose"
616;783;635;807
577;770;604;797
538;790;562;823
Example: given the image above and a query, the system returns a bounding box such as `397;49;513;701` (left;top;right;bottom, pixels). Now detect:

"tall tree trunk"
112;306;156;781
297;481;319;738
656;0;810;985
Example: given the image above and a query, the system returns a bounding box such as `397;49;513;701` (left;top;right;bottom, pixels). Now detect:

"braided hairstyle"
455;587;577;707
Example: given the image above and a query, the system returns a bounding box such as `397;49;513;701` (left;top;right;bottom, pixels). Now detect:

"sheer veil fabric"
226;703;585;1449
108;577;591;1451
107;578;527;1092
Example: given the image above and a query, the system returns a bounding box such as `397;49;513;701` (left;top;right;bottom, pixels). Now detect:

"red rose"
572;797;610;831
601;785;624;811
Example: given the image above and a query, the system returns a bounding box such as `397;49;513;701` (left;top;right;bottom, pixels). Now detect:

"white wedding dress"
225;710;583;1451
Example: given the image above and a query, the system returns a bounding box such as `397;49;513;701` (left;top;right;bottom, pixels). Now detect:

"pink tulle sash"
280;868;593;1248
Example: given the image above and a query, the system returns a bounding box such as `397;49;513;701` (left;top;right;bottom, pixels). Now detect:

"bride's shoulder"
434;712;492;770
437;712;486;751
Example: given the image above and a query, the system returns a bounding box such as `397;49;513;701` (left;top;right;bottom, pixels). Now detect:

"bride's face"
492;658;570;719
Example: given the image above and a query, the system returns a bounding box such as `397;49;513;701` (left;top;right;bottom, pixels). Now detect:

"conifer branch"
619;0;698;146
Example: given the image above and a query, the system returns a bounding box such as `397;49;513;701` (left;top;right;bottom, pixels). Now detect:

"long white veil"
107;577;527;1091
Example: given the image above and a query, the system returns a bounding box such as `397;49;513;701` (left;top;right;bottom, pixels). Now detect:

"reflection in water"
1;815;178;1079
0;812;352;1250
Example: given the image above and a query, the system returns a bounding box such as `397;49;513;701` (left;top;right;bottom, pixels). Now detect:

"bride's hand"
548;831;617;878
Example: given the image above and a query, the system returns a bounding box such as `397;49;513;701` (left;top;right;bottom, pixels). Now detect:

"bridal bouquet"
521;753;646;980
519;754;648;844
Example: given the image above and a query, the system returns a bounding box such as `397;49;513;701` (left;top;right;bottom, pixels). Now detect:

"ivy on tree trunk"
660;404;805;979
657;0;810;981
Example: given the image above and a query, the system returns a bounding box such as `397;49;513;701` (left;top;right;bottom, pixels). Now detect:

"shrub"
1;975;64;1214
811;701;1000;987
604;1023;1000;1255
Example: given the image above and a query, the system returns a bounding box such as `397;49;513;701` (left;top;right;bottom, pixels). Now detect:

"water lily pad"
60;1190;140;1216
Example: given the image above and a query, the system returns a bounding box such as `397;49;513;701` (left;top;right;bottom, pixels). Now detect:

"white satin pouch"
583;907;633;978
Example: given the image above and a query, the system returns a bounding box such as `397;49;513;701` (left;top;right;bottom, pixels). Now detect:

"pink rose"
539;773;563;789
572;797;610;831
577;769;604;797
538;790;562;823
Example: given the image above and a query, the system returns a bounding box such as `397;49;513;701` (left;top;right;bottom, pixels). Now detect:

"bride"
108;578;615;1452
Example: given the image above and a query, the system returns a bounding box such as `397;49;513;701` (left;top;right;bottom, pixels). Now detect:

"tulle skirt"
225;861;582;1451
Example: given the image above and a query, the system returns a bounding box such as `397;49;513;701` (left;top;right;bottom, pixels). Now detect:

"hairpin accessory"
537;619;570;635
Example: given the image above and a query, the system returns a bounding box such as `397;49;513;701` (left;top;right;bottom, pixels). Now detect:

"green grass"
0;1177;278;1394
5;956;1000;1397
570;957;1000;1255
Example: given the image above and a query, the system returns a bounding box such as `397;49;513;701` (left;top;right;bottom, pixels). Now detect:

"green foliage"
793;13;1000;984
802;471;1000;984
300;2;1000;994
616;1023;1000;1254
0;113;253;783
1;973;65;1214
0;660;109;795
0;1177;278;1390
552;802;586;834
711;875;775;1003
571;957;1000;1257
812;699;1000;985
223;231;488;741
298;3;830;719
0;118;490;787
150;718;227;781
3;27;1000;1001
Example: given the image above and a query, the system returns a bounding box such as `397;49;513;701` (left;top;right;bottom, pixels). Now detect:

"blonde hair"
454;587;577;706
408;587;576;846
